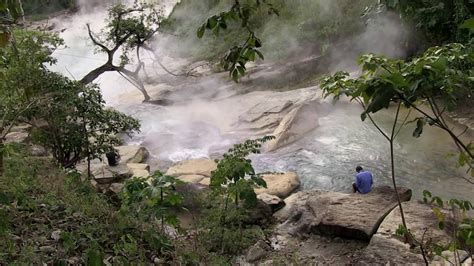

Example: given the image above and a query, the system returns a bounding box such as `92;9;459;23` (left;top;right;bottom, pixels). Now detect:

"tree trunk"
0;138;4;177
80;63;115;85
81;63;151;102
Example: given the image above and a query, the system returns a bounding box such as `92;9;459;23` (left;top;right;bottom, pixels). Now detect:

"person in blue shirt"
352;166;373;194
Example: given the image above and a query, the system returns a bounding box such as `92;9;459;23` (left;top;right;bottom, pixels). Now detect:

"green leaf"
86;249;104;266
413;118;425;138
459;17;474;30
196;24;205;38
206;16;218;30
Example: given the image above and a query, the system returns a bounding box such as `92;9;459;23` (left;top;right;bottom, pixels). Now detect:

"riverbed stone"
92;164;132;184
240;100;293;123
166;158;217;177
116;145;149;163
126;163;150;171
357;200;468;264
276;186;412;240
246;240;271;263
255;172;301;198
257;193;286;213
266;101;319;151
177;174;206;183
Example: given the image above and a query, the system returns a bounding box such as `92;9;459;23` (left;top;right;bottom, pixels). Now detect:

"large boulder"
166;158;217;177
115;145;149;164
358;202;466;264
255;172;301;198
356;201;464;264
266;101;319;151
276;186;412;240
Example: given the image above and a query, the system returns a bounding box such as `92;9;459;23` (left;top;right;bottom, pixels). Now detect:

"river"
50;1;473;203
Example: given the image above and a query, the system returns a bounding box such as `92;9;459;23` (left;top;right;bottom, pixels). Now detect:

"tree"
0;29;63;175
209;136;274;253
80;1;163;102
321;41;473;263
375;0;473;45
30;75;140;169
0;0;23;47
197;0;279;81
121;171;185;231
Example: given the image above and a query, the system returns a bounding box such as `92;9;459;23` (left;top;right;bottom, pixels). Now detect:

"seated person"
352;165;373;194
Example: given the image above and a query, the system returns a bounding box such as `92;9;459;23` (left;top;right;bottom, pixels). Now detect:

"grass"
0;144;267;264
0;146;172;264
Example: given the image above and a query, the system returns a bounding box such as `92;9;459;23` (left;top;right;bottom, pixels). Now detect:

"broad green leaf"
459;17;474;30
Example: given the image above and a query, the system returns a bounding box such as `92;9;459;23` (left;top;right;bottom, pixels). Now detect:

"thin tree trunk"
0;138;4;177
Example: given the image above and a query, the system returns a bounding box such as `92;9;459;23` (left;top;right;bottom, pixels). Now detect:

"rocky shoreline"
6;123;473;264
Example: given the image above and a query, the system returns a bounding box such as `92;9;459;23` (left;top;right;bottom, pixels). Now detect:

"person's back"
353;166;373;194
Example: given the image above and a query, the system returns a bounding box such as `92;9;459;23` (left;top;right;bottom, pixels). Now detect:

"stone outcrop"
356;201;468;264
127;163;151;178
246;240;272;263
255;172;301;198
115;145;149;163
257;193;286;212
275;186;412;240
92;164;132;184
166;158;217;177
265;101;319;151
177;174;207;183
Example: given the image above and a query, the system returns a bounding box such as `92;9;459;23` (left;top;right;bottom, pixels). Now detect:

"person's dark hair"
356;166;363;172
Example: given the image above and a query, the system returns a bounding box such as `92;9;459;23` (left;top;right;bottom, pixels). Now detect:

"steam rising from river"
46;1;472;201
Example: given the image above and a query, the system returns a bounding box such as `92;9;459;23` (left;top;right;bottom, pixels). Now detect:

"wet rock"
258;193;286;213
255;172;301;198
92;164;132;184
246;240;271;263
276;186;412;240
166;158;217;177
266;101;320;152
241;100;293;123
116;145;149;163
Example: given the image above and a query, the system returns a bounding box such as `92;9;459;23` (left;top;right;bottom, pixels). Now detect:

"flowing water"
51;1;473;203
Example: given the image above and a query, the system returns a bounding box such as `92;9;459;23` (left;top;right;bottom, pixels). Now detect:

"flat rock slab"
92;164;132;184
166;158;217;177
276;186;412;241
